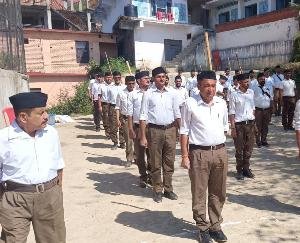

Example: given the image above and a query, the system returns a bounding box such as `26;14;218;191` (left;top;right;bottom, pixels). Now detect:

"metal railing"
0;0;26;73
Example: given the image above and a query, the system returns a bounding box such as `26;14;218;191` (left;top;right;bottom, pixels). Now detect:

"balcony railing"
21;0;47;6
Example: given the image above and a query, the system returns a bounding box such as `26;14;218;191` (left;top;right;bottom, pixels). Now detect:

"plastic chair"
2;107;15;126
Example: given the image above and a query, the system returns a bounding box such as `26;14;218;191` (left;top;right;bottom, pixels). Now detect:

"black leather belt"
122;115;128;119
189;143;225;151
2;176;59;193
134;123;140;128
110;104;116;107
148;122;175;130
235;120;255;125
255;107;270;111
101;102;108;105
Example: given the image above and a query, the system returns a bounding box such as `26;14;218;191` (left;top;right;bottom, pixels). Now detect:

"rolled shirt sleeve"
179;99;191;135
173;94;181;119
223;101;229;132
54;129;65;170
294;100;300;131
115;93;121;110
228;92;236;115
127;92;134;116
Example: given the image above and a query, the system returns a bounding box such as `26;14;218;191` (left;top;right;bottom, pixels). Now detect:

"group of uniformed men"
87;64;296;243
0;63;296;243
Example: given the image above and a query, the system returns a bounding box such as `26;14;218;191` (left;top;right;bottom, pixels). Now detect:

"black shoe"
209;230;228;242
261;141;269;147
256;142;262;148
119;143;125;149
236;172;244;180
288;127;295;131
111;143;118;150
146;175;152;186
163;191;178;200
153;192;163;203
95;127;100;132
198;230;213;243
243;168;255;178
139;178;147;188
284;127;288;131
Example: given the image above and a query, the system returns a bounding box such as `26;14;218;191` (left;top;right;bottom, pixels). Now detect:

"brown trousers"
109;105;125;144
282;96;296;129
273;88;283;115
120;115;134;162
234;123;255;173
255;108;271;143
189;146;228;232
101;103;110;137
148;126;176;193
93;101;101;129
0;185;66;243
134;124;151;180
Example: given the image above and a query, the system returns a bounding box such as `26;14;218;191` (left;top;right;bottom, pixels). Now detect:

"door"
164;39;182;61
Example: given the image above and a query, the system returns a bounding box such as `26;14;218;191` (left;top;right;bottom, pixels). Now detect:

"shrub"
48;80;92;115
101;57;134;74
86;59;102;79
290;32;300;63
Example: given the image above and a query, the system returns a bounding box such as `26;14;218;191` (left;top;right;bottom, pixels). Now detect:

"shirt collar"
153;85;170;92
196;95;220;106
8;121;49;140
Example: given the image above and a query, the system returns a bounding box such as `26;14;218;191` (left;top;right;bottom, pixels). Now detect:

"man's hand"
231;128;237;138
140;137;148;147
129;129;136;139
181;156;190;170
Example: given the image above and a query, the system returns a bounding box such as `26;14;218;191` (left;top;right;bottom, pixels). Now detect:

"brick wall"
216;7;298;33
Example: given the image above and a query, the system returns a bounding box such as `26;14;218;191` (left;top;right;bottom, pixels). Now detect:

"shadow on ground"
115;210;197;240
228;193;300;215
86;155;123;166
87;172;153;198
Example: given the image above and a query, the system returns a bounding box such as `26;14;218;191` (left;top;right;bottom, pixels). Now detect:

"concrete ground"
28;115;300;243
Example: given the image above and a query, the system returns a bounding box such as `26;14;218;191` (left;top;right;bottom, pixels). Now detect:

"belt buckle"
245;120;249;125
36;184;45;193
211;145;216;151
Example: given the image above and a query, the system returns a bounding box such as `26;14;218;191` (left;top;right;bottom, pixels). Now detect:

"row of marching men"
88;66;297;243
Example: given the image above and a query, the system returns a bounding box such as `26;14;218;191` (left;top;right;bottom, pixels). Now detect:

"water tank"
124;4;138;17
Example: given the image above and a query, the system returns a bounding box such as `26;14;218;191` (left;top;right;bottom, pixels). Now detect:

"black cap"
152;67;166;77
104;71;112;76
197;70;216;81
113;71;121;76
219;75;228;81
135;71;149;80
125;76;135;82
9;92;48;110
236;73;249;82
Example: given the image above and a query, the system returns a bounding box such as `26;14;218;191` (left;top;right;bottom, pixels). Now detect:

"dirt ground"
27;115;300;243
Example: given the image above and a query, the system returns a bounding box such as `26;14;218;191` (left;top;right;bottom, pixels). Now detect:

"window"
219;11;230;24
245;4;257;18
151;0;173;16
230;8;238;21
75;41;89;64
276;0;291;10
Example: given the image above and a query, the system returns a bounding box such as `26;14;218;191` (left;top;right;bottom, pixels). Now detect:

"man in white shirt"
115;76;135;167
128;71;151;188
91;73;104;132
294;100;300;158
140;67;181;203
272;65;284;116
186;69;197;95
88;76;96;99
174;76;189;107
99;72;114;138
178;67;187;88
229;73;255;180
280;69;297;130
252;73;273;147
180;71;229;243
108;71;126;150
0;92;65;242
249;70;258;90
216;75;227;99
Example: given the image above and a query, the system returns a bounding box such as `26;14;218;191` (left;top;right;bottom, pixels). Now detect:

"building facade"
205;0;298;70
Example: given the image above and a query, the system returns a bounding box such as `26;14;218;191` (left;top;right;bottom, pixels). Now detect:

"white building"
99;0;203;69
205;0;299;70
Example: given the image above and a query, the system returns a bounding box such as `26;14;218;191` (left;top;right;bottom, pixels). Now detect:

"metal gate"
0;0;26;73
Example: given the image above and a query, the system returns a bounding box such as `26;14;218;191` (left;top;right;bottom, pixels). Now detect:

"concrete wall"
0;69;29;128
134;21;201;68
216;17;298;50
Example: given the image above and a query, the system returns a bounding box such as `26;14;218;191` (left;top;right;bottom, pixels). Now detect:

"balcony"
21;0;47;6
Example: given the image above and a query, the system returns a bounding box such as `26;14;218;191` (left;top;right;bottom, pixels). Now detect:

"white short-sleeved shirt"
272;73;284;89
91;82;102;101
180;96;228;146
249;79;258;90
294;100;300;131
108;84;126;105
88;79;96;91
190;87;200;99
115;87;131;115
140;86;181;125
0;122;65;184
280;79;296;97
174;87;189;106
229;89;255;122
252;83;273;109
186;76;197;91
100;83;113;103
128;88;145;124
